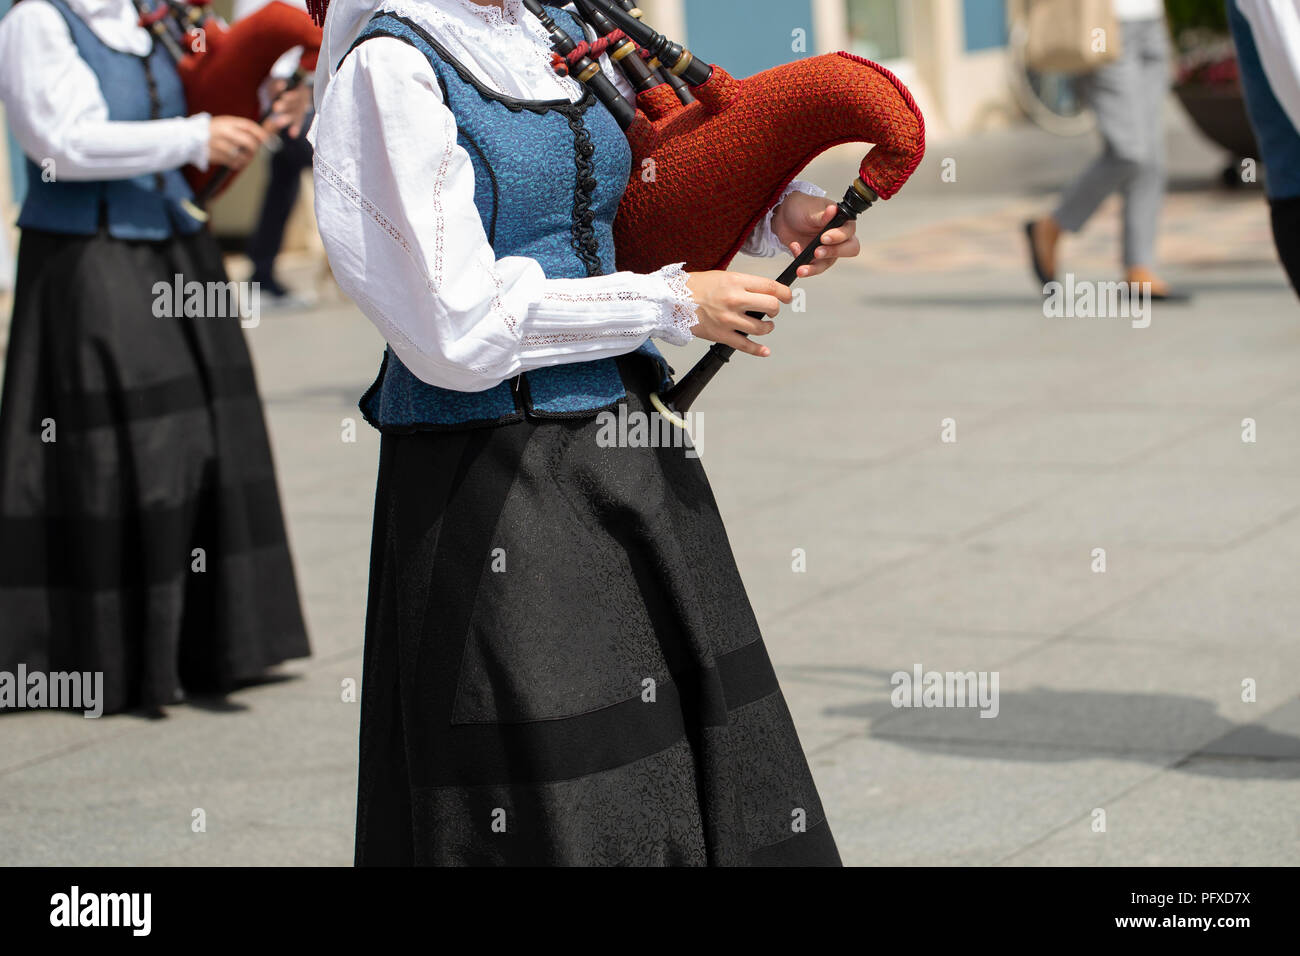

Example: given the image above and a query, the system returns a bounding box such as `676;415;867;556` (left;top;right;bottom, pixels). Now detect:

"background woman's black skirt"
357;356;840;866
0;227;309;715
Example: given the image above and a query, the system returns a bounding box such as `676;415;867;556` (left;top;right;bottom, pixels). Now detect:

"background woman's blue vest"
352;8;672;432
17;0;202;239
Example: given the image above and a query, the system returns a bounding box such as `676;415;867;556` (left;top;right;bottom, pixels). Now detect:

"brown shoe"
1126;268;1192;303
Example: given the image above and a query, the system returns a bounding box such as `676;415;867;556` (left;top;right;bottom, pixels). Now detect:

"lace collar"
381;0;535;40
443;0;525;27
376;0;582;100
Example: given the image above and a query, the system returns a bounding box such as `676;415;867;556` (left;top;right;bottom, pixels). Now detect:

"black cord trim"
565;110;604;277
140;51;167;194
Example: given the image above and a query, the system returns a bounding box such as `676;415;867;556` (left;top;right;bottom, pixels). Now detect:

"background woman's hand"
208;116;271;170
771;191;862;278
686;271;793;357
264;77;313;139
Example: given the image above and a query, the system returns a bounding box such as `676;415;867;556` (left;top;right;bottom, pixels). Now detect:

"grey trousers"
1054;17;1171;269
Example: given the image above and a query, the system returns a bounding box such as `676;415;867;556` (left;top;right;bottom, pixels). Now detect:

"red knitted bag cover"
616;54;925;273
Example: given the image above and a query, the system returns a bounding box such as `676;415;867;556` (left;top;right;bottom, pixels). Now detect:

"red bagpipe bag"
178;1;323;198
616;55;925;274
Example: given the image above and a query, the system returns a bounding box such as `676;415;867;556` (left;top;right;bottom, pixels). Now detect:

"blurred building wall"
684;0;817;79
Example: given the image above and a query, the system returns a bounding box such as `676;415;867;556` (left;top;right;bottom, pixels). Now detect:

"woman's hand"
208;116;272;170
686;271;793;357
771;191;862;278
264;77;313;139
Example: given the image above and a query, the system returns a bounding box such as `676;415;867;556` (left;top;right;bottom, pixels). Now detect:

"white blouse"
311;0;824;393
0;0;211;181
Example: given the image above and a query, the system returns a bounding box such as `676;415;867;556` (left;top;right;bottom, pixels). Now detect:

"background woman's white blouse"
311;0;823;393
0;0;210;181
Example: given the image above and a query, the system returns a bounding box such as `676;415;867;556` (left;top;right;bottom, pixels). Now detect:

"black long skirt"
356;355;840;866
0;227;309;715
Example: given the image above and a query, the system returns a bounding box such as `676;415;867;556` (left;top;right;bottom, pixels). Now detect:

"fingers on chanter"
739;292;784;318
735;315;777;337
760;278;794;304
820;224;857;245
726;331;770;357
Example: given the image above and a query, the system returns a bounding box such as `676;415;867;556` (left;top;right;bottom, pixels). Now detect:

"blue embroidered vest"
350;9;672;432
17;0;201;240
1229;2;1300;202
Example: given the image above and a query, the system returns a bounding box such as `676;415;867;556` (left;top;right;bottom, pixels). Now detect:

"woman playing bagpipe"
0;0;312;714
308;0;896;866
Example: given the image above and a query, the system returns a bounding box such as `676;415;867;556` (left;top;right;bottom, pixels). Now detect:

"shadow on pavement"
785;665;1300;780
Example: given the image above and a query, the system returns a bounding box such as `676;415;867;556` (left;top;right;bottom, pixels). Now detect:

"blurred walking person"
1229;0;1300;298
237;0;315;308
1026;0;1187;299
0;0;311;715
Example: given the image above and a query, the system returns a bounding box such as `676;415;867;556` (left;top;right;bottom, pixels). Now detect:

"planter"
1174;81;1260;158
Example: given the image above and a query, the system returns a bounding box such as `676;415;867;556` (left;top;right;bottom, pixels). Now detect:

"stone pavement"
2;103;1297;866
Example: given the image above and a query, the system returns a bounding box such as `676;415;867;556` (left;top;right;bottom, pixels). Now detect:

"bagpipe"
304;0;926;423
134;0;323;217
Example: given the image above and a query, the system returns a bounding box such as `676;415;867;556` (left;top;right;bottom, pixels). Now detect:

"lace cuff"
647;262;699;347
742;180;829;259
